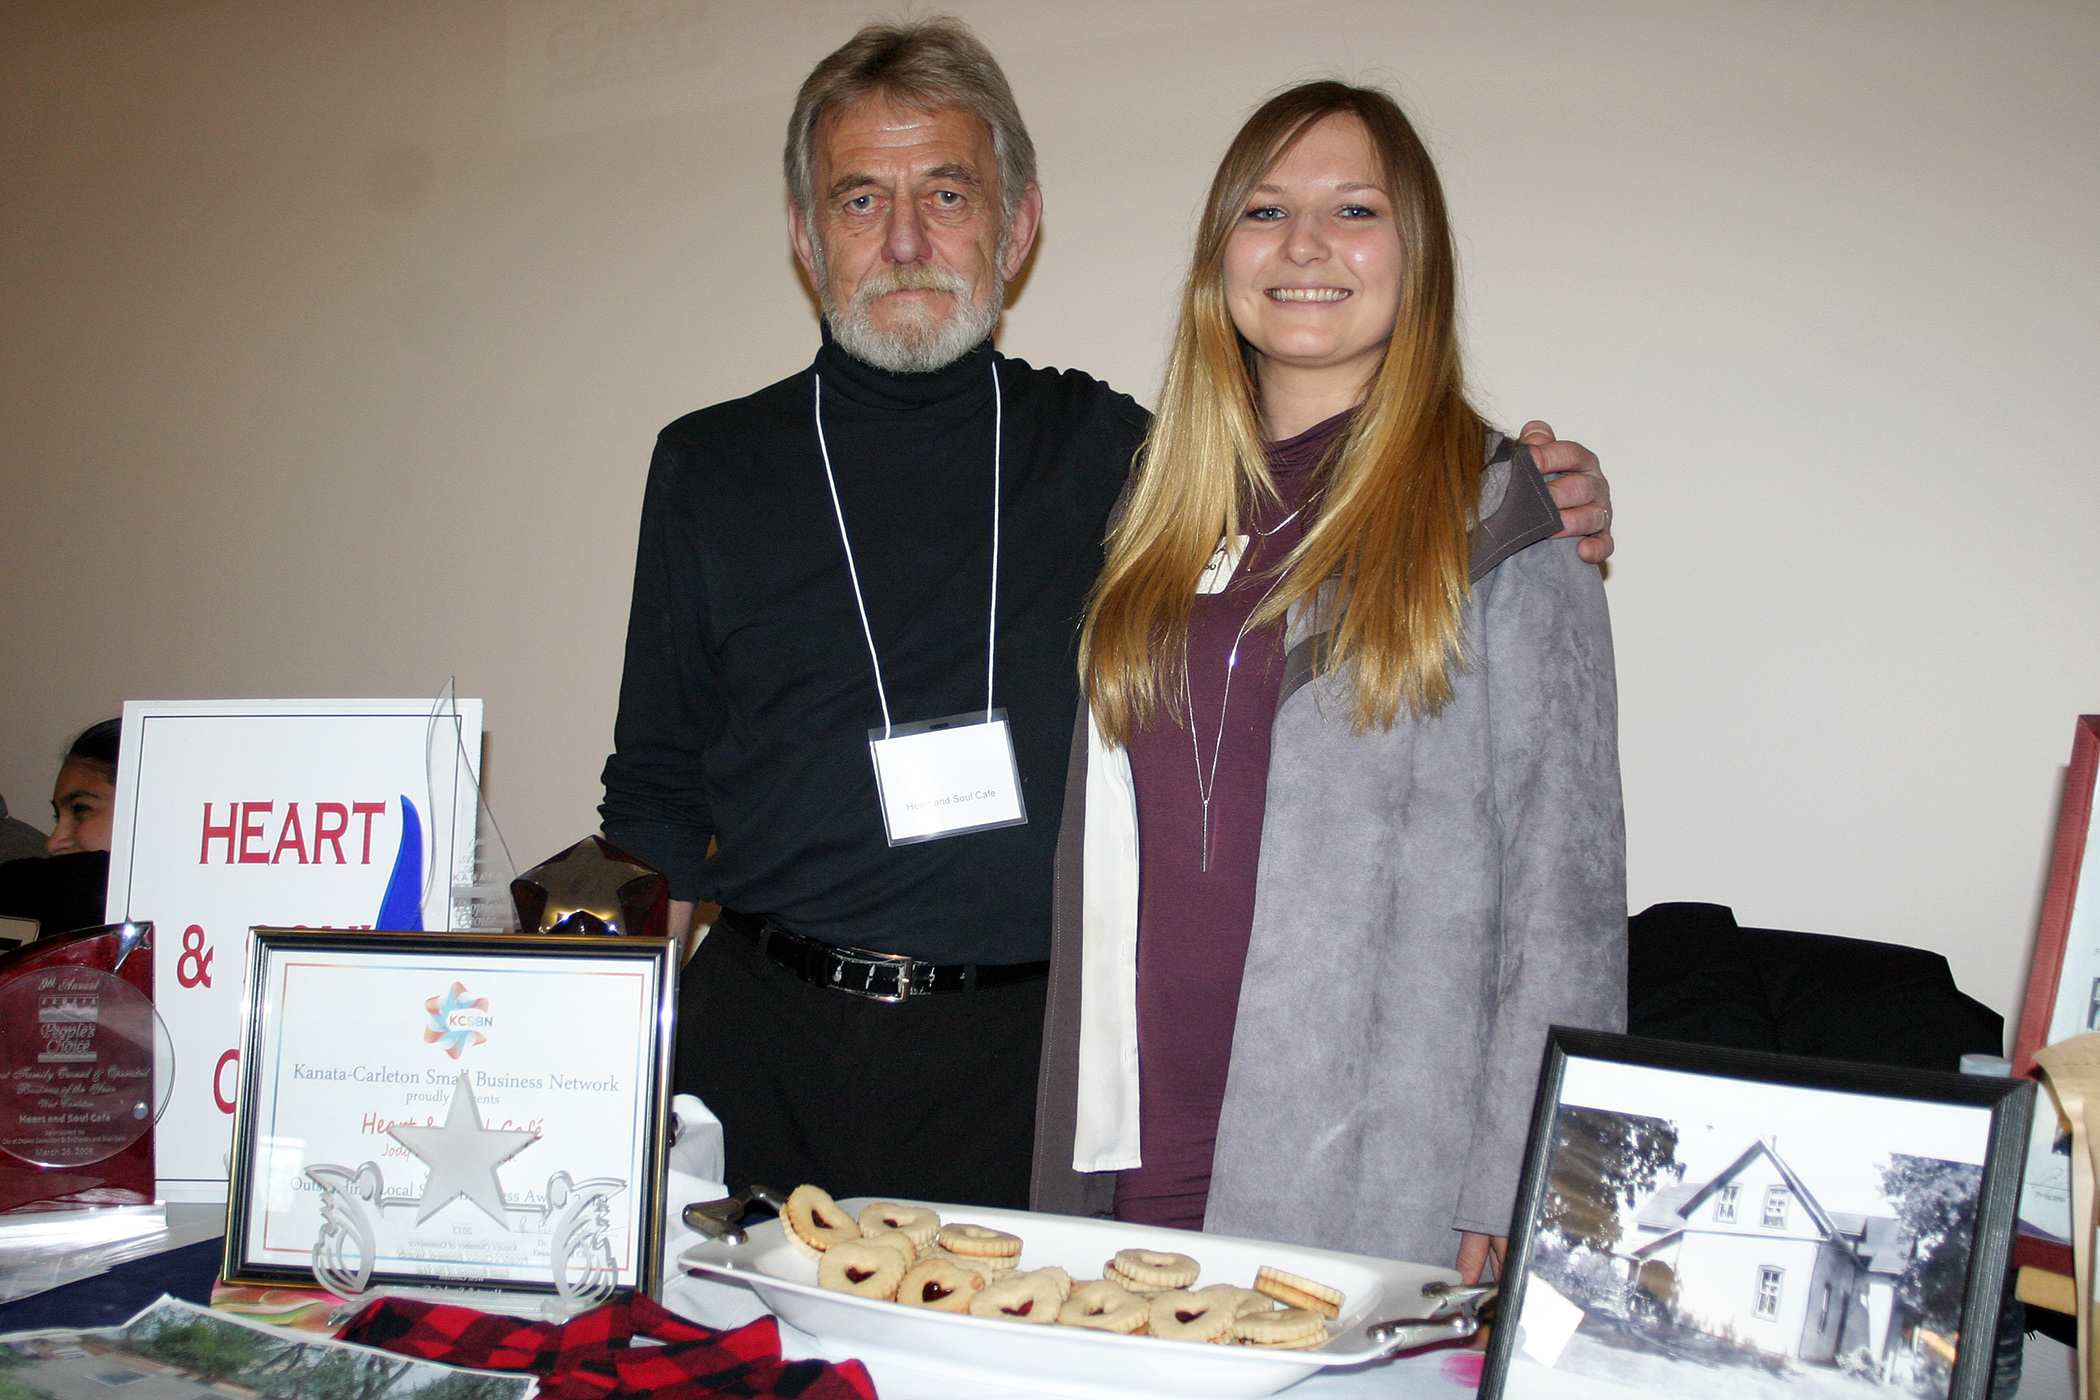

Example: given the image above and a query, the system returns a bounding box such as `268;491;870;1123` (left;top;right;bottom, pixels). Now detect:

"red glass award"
0;923;169;1215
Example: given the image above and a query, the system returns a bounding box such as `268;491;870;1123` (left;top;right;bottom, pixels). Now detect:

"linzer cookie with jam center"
859;1201;942;1250
783;1183;862;1259
897;1256;985;1312
938;1222;1023;1262
1106;1248;1200;1294
968;1268;1068;1324
1232;1306;1331;1349
816;1239;907;1300
1057;1278;1151;1334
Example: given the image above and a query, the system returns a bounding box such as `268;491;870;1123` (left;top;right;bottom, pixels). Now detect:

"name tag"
868;710;1028;845
1197;535;1249;595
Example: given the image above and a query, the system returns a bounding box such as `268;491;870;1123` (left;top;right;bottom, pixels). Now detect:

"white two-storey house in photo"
1620;1139;1908;1365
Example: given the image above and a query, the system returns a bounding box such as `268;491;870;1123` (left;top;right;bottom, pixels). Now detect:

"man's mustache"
851;265;974;306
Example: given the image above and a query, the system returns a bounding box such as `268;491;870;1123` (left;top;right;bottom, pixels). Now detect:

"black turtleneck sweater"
600;331;1146;963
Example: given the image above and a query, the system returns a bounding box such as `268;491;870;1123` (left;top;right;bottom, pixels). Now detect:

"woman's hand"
1455;1230;1508;1285
1520;421;1613;564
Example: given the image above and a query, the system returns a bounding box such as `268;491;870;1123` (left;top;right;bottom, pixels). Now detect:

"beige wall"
4;0;2095;1031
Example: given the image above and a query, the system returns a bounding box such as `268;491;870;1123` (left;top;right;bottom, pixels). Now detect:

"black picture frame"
1480;1028;2034;1400
223;928;675;1301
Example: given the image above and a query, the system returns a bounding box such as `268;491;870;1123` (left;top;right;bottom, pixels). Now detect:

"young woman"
1041;81;1625;1274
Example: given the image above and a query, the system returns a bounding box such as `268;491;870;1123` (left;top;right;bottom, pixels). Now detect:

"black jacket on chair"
1627;901;2003;1072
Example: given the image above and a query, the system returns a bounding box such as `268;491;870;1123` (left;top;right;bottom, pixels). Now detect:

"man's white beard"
816;244;1004;375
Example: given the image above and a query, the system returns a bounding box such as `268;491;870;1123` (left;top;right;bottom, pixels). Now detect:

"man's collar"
814;320;998;413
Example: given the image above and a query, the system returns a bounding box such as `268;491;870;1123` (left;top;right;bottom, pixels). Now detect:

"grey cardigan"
1029;436;1627;1267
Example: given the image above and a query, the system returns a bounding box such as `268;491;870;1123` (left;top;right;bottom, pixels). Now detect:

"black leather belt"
716;909;1049;1002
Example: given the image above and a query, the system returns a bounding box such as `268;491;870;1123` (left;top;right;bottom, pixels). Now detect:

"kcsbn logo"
426;983;491;1058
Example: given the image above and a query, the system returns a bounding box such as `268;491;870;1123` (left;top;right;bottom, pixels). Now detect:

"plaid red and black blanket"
337;1295;876;1400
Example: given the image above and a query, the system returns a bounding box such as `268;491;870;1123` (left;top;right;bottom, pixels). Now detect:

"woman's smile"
1223;111;1405;428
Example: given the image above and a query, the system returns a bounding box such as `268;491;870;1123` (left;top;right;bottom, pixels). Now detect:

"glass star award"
302;1071;626;1307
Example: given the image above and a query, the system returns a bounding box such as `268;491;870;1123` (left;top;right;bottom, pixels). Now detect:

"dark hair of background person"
64;717;122;779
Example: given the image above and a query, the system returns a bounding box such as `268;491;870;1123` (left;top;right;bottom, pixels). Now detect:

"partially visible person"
0;719;121;938
0;794;44;865
45;719;119;856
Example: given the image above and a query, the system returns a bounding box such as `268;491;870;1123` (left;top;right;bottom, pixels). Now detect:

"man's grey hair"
785;16;1037;227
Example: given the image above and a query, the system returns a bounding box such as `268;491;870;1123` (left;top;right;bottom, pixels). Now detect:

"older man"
600;18;1611;1210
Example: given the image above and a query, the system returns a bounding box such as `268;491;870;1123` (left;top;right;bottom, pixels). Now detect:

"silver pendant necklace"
1255;506;1302;539
1185;510;1297;873
1185;635;1245;875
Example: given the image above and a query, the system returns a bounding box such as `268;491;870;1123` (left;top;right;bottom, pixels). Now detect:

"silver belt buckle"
830;948;921;1002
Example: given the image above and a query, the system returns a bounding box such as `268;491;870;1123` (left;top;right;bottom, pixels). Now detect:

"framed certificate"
223;929;674;1303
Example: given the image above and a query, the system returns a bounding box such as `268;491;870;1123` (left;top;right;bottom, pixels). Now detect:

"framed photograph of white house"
1480;1028;2033;1400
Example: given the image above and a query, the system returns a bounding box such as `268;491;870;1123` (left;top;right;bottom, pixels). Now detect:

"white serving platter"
679;1197;1459;1400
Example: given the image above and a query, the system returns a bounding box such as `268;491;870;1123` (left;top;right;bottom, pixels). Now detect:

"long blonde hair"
1080;81;1484;743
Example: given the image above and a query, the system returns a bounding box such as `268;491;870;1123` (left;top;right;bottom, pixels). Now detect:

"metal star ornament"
511;836;668;940
388;1072;538;1226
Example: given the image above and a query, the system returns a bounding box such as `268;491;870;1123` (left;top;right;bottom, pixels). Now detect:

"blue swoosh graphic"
375;796;424;930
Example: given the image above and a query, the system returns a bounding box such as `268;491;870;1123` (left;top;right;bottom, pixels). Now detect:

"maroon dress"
1114;410;1352;1229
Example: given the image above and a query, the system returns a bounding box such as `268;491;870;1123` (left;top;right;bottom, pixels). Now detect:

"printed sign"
104;700;483;1203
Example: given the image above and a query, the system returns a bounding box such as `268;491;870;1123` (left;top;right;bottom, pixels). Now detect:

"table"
0;1203;226;1332
0;1183;1469;1399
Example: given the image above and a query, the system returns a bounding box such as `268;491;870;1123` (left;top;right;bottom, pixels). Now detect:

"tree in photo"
1880;1153;1984;1337
1545;1106;1684;1253
411;1371;533;1400
233;1334;419;1400
0;1345;55;1400
120;1315;267;1382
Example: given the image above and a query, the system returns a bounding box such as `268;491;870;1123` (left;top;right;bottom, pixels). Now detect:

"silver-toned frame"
222;928;675;1302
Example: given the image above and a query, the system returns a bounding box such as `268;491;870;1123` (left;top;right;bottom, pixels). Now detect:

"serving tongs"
1365;1280;1498;1355
682;1184;789;1245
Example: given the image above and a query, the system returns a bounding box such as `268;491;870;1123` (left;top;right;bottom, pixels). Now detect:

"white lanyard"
812;365;1002;735
812;364;1025;846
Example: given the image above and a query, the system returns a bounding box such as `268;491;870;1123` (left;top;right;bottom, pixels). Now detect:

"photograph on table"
222;928;675;1304
0;1293;535;1400
2008;715;2100;1259
1480;1028;2032;1400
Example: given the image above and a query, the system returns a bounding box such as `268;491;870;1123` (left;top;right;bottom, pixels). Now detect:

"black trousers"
674;923;1046;1208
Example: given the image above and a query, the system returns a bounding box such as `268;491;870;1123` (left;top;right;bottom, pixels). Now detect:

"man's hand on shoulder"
1521;421;1613;564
